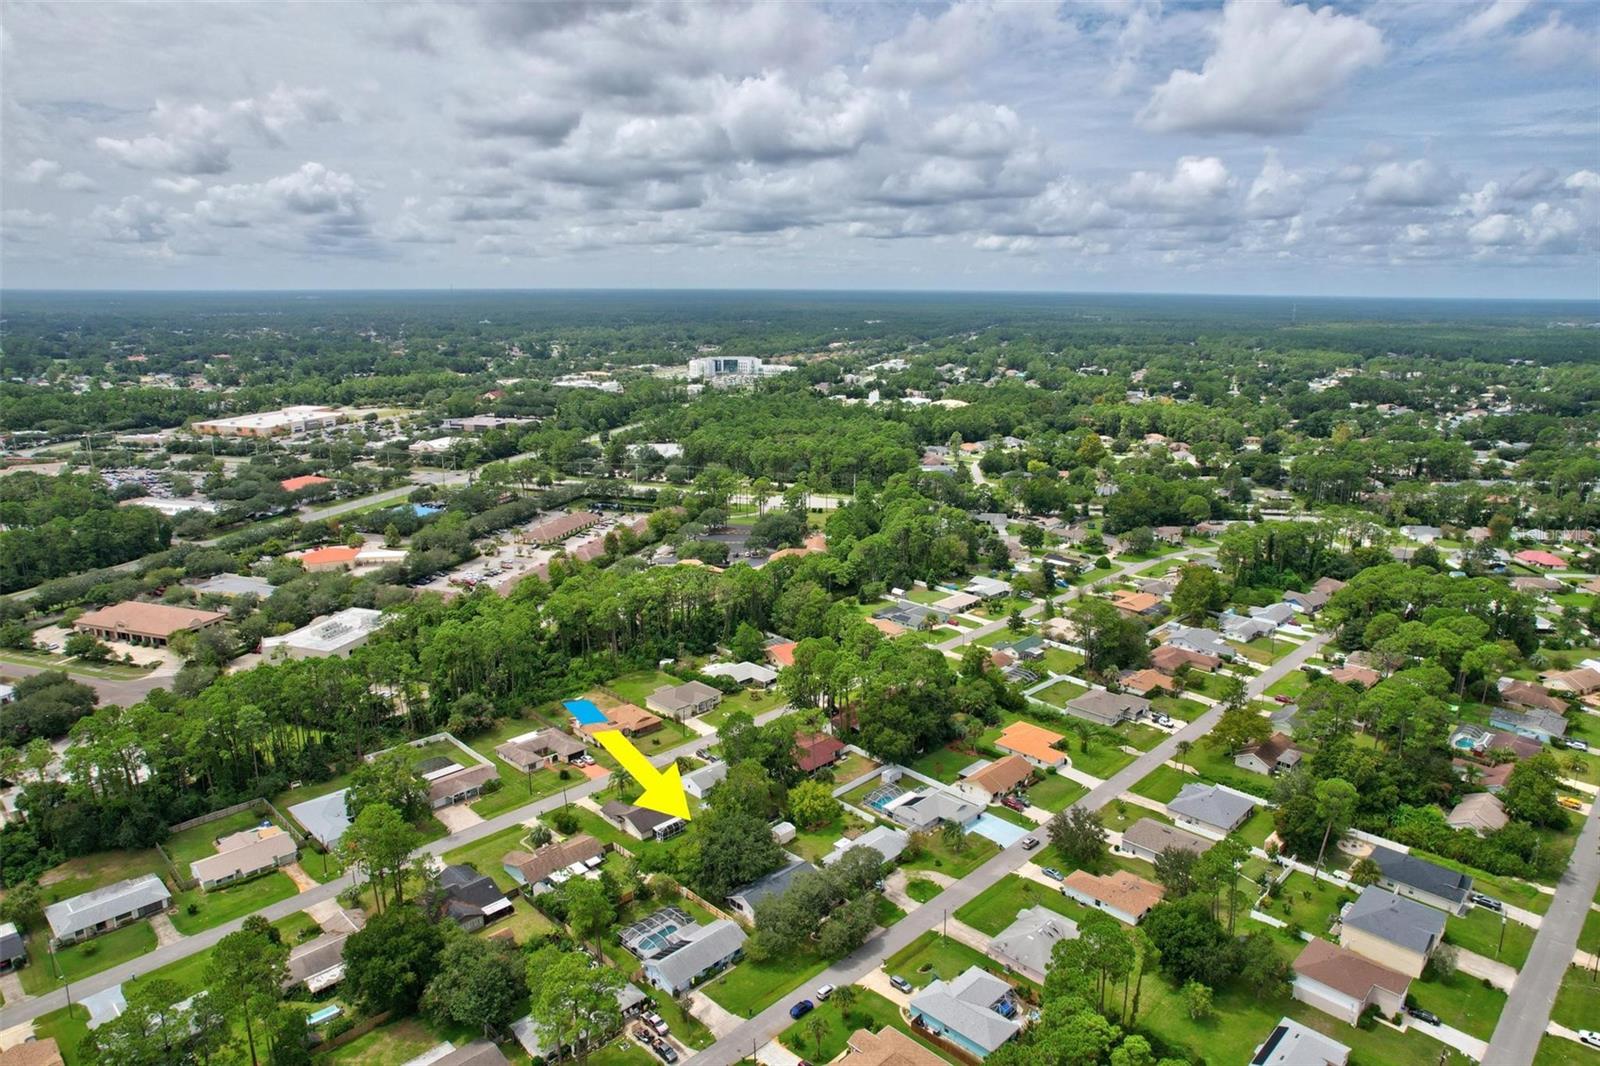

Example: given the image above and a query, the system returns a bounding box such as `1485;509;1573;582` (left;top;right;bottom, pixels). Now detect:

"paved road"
0;659;177;708
687;630;1330;1065
1481;797;1600;1065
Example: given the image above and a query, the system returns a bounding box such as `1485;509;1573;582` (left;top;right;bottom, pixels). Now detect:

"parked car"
1566;739;1590;752
1020;837;1040;851
1471;893;1503;912
1273;695;1293;704
1577;1031;1600;1049
816;984;835;1001
1558;795;1585;811
1151;713;1173;726
1407;1007;1441;1026
654;1042;679;1064
1041;866;1065;881
634;1025;656;1042
1001;795;1028;812
789;1000;814;1020
646;1012;669;1035
890;975;913;993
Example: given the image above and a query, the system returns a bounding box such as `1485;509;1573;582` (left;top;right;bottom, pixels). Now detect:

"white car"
816;984;835;1000
1578;1030;1600;1049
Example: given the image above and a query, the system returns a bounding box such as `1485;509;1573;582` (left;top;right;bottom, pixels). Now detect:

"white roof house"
44;875;171;945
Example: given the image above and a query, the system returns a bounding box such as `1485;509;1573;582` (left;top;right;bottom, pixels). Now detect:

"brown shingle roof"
1151;644;1219;673
795;733;845;773
1063;869;1164;916
841;1027;947;1066
1292;937;1410;1000
426;762;497;802
963;755;1033;796
504;834;605;885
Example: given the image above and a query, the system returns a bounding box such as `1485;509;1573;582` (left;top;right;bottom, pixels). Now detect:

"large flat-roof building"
261;607;387;660
193;405;345;438
74;601;226;647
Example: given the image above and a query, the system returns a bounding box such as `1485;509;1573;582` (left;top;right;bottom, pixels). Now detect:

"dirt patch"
282;862;316;892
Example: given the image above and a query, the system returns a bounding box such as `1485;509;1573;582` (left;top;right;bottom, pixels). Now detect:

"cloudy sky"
2;0;1597;297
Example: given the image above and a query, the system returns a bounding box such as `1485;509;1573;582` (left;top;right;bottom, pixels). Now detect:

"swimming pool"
307;1005;342;1026
633;923;681;954
564;698;608;726
864;785;904;813
968;813;1031;848
1452;735;1478;750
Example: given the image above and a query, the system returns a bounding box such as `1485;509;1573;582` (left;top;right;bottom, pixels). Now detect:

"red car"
1001;795;1028;812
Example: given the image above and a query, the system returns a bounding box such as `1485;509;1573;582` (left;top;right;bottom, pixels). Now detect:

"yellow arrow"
592;729;691;821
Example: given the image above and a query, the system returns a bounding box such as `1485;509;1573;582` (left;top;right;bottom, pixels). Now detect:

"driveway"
434;804;483;833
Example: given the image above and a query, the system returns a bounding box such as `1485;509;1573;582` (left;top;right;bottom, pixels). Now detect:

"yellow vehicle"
1558;796;1584;811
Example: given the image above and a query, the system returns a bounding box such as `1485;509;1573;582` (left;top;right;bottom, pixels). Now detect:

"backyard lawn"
829;751;880;786
604;669;681;706
789;809;872;865
1033;679;1089;709
19;920;158;996
908;744;981;784
779;988;948;1064
440;821;535;891
1259;873;1355;937
170;870;300;935
1130;763;1200;803
35;847;169;904
164;807;284;869
1037;647;1085;676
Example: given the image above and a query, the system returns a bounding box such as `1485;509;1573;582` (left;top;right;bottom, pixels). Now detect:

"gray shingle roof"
1167;783;1255;830
1343;886;1446;955
910;967;1020;1053
989;905;1076;977
43;874;170;940
1368;845;1472;905
0;921;24;962
650;919;747;990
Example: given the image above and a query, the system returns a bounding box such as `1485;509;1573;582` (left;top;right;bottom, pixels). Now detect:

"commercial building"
73;601;226;647
193;405;345;438
261;607;387;660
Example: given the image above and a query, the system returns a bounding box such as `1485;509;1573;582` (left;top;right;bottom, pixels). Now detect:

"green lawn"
829;751;880;787
700;685;787;726
1119;723;1169;752
605;669;681;706
1534;1033;1600;1066
19;920;158;996
779;988;949;1064
31;1005;92;1066
1409;968;1507;1040
884;931;1004;989
170;870;300;935
36;848;169;904
1550;964;1600;1032
1101;801;1168;834
165;807;283;869
953;874;1099;936
1027;773;1088;812
908;743;981;784
1038;648;1085;676
1447;906;1536;969
1236;806;1277;848
1033;679;1089;709
440;821;534;891
1263;874;1355;937
320;1017;443;1065
702;944;832;1017
1579;905;1600;956
789;809;872;865
1185;744;1277;799
1130;763;1200;803
906;878;944;903
1265;669;1313;700
902;829;1000;879
1066;740;1136;780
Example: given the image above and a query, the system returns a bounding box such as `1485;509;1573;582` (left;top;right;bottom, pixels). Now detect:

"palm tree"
806;1013;829;1059
1175;740;1192;775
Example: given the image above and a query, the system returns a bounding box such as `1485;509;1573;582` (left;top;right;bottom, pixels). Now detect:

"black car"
1408;1007;1441;1026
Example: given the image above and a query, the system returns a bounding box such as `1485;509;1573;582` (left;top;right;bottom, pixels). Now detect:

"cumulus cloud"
1140;0;1384;135
95;88;339;174
1363;159;1458;206
1244;150;1306;219
1116;156;1235;213
84;195;174;243
1514;14;1600;68
16;157;97;192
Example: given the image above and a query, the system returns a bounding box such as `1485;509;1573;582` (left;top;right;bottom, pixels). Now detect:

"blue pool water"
564;698;608;725
412;503;443;517
307;1006;342;1026
1452;736;1477;750
635;924;681;953
968;813;1030;848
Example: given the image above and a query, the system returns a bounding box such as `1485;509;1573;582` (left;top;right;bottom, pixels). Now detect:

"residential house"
1489;705;1567;743
995;721;1068;769
1064;689;1151;726
1311;577;1347;597
430;1042;510;1066
578;703;662;739
511;986;648;1061
795;733;846;774
502;834;606;891
1222;614;1278;642
189;825;297;890
43;875;171;947
0;922;24;974
822;825;908;868
965;576;1013;600
1513;549;1566;569
1512;576;1566;595
494;728;586;772
1283;588;1330;614
645;680;722;720
701;661;777;688
0;1040;65;1066
1330;665;1379;688
1137;577;1176;598
1234;734;1303;776
1250;602;1299;628
1167;783;1256;837
1500;678;1568;714
1399;525;1442;544
839;1027;947;1066
1061;869;1165;925
1120;668;1175;696
1446;793;1509;835
1110;591;1163;617
1486;731;1543;759
599;801;685;842
1116;818;1213;864
1338;886;1445;977
1150;644;1220;674
1366;845;1473;914
1165;626;1235;660
1290;937;1410;1027
435;864;513;931
1250;1019;1350;1066
284;934;349;995
727;858;817;922
682;760;728;801
766;641;798;668
882;788;982;832
955;755;1034;807
1541;667;1600;696
934;591;982;614
908;967;1021;1059
425;762;498;809
989;905;1077;983
631;916;747;996
1153;526;1187;545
